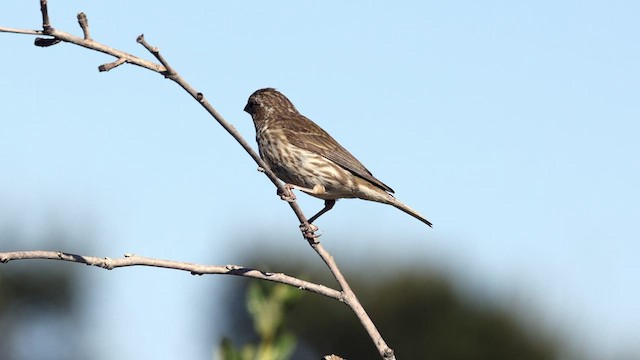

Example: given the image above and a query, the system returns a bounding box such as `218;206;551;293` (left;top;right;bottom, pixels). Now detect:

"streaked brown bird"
244;88;432;228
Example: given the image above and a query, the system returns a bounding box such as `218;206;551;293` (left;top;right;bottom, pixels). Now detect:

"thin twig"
0;26;43;35
0;2;396;359
137;34;175;76
77;12;91;40
0;251;342;299
99;57;126;72
40;0;51;32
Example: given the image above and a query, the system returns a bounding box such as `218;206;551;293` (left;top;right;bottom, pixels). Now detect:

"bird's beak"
243;103;251;114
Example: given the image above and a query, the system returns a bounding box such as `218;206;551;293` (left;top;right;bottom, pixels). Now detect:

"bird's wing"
282;114;395;193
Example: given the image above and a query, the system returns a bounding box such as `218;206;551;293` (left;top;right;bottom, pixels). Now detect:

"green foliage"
218;281;302;360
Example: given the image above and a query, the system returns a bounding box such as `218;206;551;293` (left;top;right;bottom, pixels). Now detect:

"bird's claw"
278;184;296;202
300;222;321;241
300;222;318;233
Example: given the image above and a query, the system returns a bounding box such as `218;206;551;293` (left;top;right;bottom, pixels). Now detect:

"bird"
244;87;432;230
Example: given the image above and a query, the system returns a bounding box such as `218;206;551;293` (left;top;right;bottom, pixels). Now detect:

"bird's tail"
389;198;433;227
357;181;433;227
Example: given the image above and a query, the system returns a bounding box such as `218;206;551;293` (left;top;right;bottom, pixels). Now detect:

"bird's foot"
300;222;321;241
278;184;297;202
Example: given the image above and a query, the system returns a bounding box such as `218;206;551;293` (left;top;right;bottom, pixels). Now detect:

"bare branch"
0;250;342;299
312;244;395;359
0;26;43;35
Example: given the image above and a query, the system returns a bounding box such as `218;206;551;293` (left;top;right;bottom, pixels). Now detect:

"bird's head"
244;88;299;119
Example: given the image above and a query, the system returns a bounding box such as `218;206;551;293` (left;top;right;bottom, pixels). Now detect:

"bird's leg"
308;199;336;224
278;183;322;202
299;200;335;240
276;184;333;239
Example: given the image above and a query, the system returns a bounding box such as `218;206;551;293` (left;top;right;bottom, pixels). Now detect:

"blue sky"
1;1;639;359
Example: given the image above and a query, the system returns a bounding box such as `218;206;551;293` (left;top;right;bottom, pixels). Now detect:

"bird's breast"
257;128;361;199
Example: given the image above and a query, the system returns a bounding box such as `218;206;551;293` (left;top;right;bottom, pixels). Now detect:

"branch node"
383;348;395;360
103;257;114;270
196;92;204;102
77;12;91;40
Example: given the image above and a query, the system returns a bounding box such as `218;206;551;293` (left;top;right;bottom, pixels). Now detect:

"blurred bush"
215;256;559;360
0;228;92;360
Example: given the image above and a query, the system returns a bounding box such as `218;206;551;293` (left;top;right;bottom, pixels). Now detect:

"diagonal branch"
0;1;396;359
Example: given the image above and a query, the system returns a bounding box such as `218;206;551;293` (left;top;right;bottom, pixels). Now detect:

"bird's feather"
279;114;395;194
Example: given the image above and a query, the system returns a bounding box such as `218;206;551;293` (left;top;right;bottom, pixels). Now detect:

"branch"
0;251;341;299
1;2;396;359
0;26;43;35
